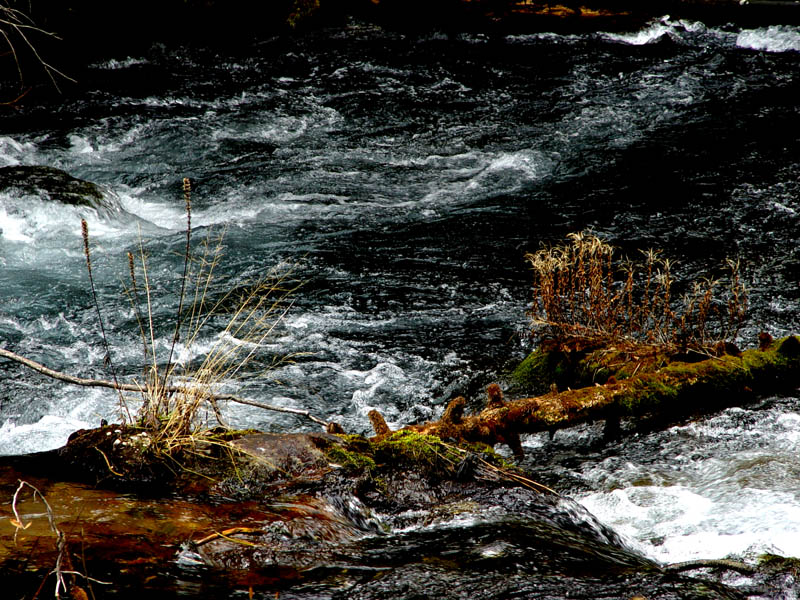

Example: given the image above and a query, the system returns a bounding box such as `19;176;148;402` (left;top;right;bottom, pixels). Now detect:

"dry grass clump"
525;231;747;354
84;178;301;453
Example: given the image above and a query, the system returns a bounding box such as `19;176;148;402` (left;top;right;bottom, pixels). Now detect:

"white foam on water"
737;25;800;53
114;187;188;231
0;136;39;167
602;17;718;47
212;115;309;144
0;190;134;266
603;21;675;46
1;194;114;242
350;361;408;427
211;102;341;145
0;386;121;455
90;56;149;70
67;121;154;158
576;403;800;564
419;149;551;205
0;199;34;242
581;484;800;564
478;149;549;181
194;189;358;227
0;416;91;455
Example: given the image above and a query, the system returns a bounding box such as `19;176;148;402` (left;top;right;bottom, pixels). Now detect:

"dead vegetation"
525;231;747;356
361;233;786;459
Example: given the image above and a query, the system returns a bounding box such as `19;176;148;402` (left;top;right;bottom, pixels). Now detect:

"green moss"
207;428;261;442
504;335;800;437
510;348;573;394
374;431;527;481
511;345;673;396
322;435;377;474
374;430;452;468
460;440;518;471
610;338;800;418
322;430;518;481
583;346;673;383
757;553;800;572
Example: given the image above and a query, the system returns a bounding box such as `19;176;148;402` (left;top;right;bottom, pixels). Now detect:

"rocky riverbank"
3;425;795;599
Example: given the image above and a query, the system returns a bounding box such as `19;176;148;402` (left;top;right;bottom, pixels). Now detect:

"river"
1;14;800;588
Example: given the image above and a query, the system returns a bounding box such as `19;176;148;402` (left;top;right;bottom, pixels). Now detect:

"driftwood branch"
214;394;329;427
664;558;758;575
405;336;800;456
0;347;330;429
12;480;111;598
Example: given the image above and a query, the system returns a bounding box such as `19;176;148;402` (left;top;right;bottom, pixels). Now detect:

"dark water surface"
1;16;800;595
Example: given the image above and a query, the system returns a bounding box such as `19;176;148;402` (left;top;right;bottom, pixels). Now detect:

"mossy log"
403;336;800;456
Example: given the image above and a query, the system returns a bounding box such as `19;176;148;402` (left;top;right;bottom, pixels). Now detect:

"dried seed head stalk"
81;219;131;422
183;177;192;226
81;218;91;271
163;177;193;389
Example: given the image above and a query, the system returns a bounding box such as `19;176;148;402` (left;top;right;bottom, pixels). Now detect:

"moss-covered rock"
2;420;786;599
320;430;517;483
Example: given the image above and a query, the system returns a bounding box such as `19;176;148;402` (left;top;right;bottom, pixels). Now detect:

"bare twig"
11;480;111;598
0;2;75;91
0;347;330;429
215;393;329;428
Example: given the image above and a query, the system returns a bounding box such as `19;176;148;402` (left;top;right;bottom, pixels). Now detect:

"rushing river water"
1;14;800;582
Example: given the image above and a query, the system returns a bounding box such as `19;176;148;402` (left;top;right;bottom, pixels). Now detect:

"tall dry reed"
84;179;300;451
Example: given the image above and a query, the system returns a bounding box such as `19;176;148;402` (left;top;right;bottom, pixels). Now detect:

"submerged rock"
0;165;119;216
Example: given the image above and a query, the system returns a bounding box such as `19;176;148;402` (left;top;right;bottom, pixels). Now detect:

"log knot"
326;421;345;435
758;331;773;351
441;396;465;425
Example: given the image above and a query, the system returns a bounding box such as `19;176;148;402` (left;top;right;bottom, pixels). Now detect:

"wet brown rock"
229;432;343;481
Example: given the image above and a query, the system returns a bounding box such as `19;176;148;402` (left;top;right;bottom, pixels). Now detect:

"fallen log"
400;335;800;456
